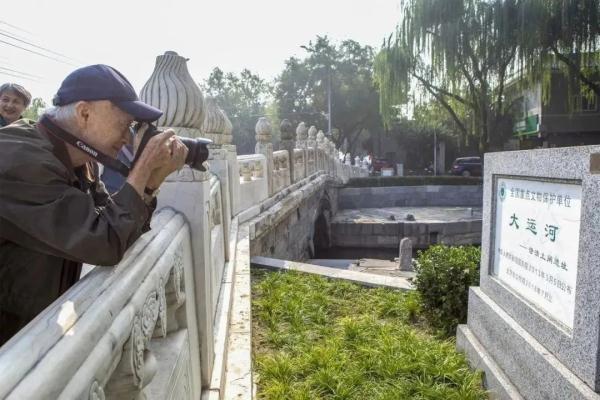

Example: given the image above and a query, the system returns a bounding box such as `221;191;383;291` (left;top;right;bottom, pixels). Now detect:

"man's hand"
146;133;188;189
126;129;188;197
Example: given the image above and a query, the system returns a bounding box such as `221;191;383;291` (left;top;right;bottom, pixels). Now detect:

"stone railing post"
156;169;213;387
255;117;274;195
222;113;241;217
140;50;213;386
296;122;308;178
316;130;325;171
307;125;317;175
280;119;295;185
325;139;333;175
202;96;232;261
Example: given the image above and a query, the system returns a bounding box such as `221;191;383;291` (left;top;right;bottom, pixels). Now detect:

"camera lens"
180;137;212;171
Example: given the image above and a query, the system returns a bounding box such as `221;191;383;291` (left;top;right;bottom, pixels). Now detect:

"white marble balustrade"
272;150;291;194
0;209;202;400
237;154;269;212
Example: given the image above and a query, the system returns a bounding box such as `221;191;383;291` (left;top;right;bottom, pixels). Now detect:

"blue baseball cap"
52;64;163;122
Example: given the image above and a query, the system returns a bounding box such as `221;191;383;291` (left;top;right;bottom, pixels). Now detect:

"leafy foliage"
374;0;519;153
375;0;600;153
275;36;382;155
514;0;600;99
413;245;481;337
22;97;47;121
252;269;487;399
201;67;272;154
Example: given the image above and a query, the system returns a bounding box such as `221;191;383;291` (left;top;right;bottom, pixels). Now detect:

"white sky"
2;0;401;105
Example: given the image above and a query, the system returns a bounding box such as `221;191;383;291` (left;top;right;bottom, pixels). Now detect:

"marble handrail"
0;208;202;399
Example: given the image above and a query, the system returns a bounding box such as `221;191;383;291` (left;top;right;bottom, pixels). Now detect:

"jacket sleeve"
0;147;152;266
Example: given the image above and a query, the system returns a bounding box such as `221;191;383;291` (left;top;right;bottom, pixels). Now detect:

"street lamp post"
433;130;437;176
327;68;332;135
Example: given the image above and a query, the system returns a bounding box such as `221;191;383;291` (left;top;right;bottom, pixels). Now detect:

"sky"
1;0;401;105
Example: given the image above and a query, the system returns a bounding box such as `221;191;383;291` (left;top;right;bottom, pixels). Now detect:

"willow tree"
375;0;520;153
515;0;600;99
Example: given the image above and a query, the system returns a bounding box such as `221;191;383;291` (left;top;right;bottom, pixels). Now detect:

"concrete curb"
251;256;413;291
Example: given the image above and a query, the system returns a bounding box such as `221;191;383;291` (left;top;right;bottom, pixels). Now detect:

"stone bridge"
0;52;368;400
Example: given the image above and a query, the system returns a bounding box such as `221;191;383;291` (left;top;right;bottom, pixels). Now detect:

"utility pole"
433;130;437;176
327;67;332;135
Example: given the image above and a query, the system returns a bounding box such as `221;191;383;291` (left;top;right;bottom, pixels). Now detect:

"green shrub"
413;245;481;337
345;176;482;187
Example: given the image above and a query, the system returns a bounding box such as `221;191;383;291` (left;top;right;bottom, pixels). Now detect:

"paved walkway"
251;256;413;290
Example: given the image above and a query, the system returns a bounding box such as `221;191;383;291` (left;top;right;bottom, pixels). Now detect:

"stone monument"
398;238;413;271
457;146;600;399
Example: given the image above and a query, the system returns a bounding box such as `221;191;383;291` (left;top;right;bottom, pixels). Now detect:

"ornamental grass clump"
413;245;481;337
252;269;487;399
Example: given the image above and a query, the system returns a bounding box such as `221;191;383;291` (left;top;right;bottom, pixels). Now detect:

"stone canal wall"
338;185;483;209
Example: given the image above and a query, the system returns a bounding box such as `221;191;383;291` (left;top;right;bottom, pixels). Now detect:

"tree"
375;0;600;154
375;0;521;153
515;0;600;99
22;97;47;120
201;68;272;154
275;36;383;154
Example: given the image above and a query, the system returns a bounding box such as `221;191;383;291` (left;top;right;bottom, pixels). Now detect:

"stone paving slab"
349;258;417;279
251;256;413;291
333;206;482;224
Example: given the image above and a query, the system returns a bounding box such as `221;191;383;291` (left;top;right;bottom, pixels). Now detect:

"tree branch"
421;82;470;138
550;44;600;97
411;72;474;108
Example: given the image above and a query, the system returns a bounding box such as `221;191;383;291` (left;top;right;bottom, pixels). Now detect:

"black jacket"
0;119;153;345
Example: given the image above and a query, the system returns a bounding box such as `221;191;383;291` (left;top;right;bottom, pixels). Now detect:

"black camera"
133;122;212;172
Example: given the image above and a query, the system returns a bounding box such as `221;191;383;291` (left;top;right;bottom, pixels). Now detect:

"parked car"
450;156;482;177
371;158;395;173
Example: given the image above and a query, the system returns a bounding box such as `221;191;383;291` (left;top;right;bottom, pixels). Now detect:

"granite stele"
457;145;600;400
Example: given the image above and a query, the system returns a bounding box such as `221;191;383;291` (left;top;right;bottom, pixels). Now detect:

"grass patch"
252;269;487;399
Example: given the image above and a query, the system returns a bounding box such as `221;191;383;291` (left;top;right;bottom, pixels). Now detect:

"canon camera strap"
39;115;131;177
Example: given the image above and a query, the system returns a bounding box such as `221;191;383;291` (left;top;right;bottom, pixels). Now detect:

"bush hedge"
413;245;481;337
345;176;483;187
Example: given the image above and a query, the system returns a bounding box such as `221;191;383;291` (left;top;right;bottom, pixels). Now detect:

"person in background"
0;83;32;127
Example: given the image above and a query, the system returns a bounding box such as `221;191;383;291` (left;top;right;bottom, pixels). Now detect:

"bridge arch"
310;191;333;258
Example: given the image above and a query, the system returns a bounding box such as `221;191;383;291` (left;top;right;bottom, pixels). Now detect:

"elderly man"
0;65;188;344
0;83;32;127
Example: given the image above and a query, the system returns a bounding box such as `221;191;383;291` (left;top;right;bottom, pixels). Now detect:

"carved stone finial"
308;125;318;140
140;51;204;132
317;130;325;144
201;97;225;135
255;117;272;143
296;122;308;140
280;119;294;141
